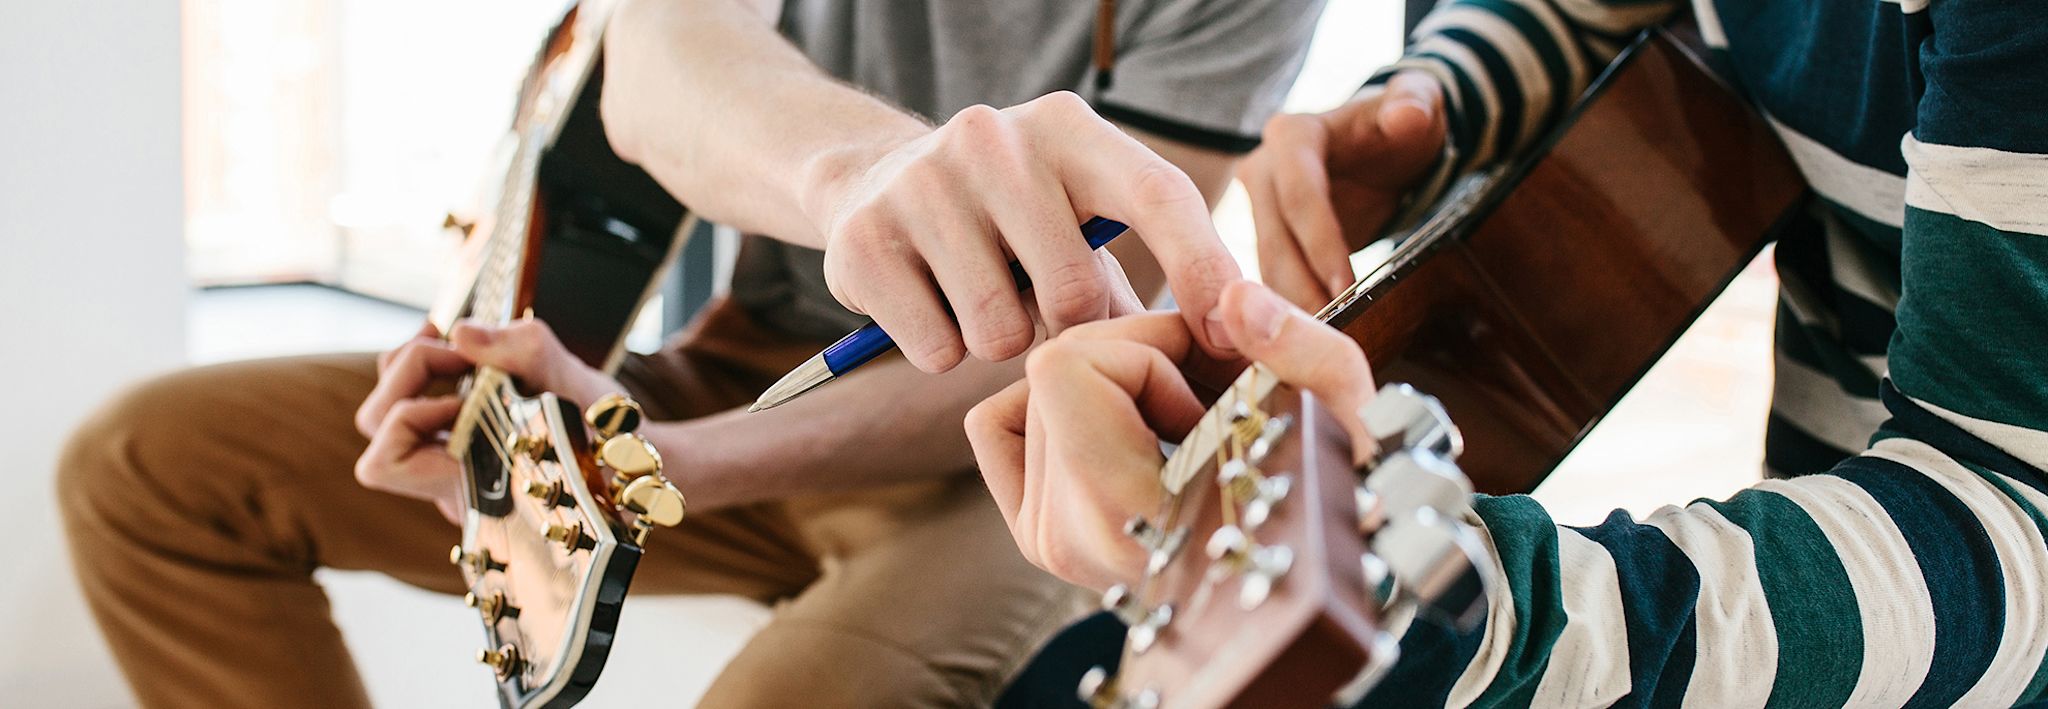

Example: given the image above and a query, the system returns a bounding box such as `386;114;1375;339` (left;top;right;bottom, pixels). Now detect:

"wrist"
794;124;927;240
636;419;736;511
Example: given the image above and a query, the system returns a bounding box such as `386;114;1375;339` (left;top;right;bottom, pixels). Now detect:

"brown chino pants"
57;299;1081;708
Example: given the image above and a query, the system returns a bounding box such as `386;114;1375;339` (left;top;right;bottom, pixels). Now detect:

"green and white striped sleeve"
1357;2;2048;706
1364;0;1680;208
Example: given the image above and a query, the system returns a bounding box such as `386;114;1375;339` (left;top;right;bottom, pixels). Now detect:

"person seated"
55;0;1322;705
972;0;2048;700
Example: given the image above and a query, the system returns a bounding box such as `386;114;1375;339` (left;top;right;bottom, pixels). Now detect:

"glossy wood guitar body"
1325;30;1806;495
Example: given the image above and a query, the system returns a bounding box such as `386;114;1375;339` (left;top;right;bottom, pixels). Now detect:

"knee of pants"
56;368;221;538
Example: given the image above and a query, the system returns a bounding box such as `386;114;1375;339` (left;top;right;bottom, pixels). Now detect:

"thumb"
1378;71;1444;146
1215;281;1378;463
449;320;559;386
1327;71;1446;182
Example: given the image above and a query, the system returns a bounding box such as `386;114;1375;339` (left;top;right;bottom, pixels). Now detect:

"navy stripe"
1917;0;2048;154
1714;0;1917;175
1413;50;1491;178
1359;613;1489;707
1440;28;1528;164
1570;510;1702;707
1835;455;2006;707
1879;381;2048;496
1765;413;1855;479
1467;0;1576;136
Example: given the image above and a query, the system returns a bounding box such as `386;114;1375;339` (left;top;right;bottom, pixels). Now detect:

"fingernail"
1328;274;1353;295
1241;288;1288;345
1204;309;1237;352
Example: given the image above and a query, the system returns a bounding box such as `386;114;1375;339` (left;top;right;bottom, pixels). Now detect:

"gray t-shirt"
732;0;1323;341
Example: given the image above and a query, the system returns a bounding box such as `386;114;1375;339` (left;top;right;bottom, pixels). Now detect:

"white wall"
0;0;185;705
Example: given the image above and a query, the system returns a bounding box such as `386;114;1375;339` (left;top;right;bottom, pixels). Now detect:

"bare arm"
600;0;923;246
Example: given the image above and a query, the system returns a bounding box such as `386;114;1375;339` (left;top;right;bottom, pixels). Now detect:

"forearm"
601;0;927;246
646;354;1024;510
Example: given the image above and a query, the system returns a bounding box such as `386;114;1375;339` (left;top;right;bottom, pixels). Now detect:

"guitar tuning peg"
1245;413;1292;463
443;212;477;236
1370;505;1491;630
1126;603;1174;654
584;393;643;440
544;522;589;551
523;479;572;508
620;476;686;525
449;545;506;574
599;433;662;480
1144;527;1188;577
1205;525;1249;565
1100;583;1144;624
1236;545;1295;609
1078;665;1115;706
475;643;522;679
1241;474;1292;530
1354;487;1387;535
1360;383;1463;461
1122;515;1156;543
1365;451;1472;530
464;590;519;624
506;431;552;462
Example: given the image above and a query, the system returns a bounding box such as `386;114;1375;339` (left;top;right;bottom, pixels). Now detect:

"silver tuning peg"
1122;516;1187;576
1369;505;1490;630
1245;413;1293;464
1242;474;1292;530
1359;383;1462;461
1366;450;1473;527
1236;544;1295;609
1127;604;1174;654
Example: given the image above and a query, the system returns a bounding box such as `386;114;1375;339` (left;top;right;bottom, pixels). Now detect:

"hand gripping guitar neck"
1079;371;1493;709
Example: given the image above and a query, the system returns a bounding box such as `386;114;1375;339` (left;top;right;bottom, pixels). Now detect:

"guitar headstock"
1080;376;1492;709
447;380;685;708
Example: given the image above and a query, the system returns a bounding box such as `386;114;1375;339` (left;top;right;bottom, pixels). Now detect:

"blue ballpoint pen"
746;216;1131;412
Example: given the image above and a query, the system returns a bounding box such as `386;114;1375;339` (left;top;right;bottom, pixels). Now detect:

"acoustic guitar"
1058;25;1805;708
429;1;694;707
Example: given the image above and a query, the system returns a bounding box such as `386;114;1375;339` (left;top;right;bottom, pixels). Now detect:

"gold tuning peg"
443;212;477;237
584;393;643;440
599;433;662;480
476;644;522;679
620;475;687;527
543;522;587;551
449;545;506;574
523;479;569;508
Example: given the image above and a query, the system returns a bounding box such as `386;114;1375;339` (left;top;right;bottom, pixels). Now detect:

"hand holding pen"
754;217;1133;411
792;94;1243;385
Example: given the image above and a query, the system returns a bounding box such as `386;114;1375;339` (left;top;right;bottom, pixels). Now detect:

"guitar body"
1325;30;1806;495
432;1;688;371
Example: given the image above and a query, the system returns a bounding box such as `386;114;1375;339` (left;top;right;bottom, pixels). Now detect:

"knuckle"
1040;260;1110;325
947;104;1005;139
1024;339;1074;381
963;399;1003;445
1129;160;1202;210
353;454;385;489
1032;90;1091;118
974;322;1036;362
1263;112;1318;144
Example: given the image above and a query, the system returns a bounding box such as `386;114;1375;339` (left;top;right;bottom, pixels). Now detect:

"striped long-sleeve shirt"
1360;0;2048;706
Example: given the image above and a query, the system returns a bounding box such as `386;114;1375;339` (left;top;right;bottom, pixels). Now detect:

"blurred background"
0;0;1771;705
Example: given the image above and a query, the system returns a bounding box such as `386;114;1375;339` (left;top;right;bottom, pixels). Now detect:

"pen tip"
746;402;765;414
